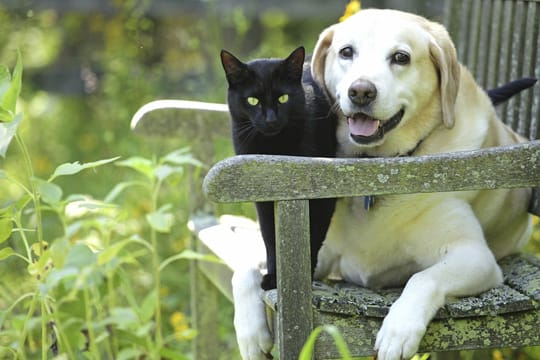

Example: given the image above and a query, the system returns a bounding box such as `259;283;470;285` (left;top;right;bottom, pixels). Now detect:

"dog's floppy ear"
427;24;460;129
311;25;336;89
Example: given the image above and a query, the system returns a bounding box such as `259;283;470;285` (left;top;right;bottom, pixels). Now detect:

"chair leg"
190;259;219;360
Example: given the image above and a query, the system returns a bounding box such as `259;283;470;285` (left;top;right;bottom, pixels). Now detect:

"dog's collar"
359;138;424;158
362;138;425;211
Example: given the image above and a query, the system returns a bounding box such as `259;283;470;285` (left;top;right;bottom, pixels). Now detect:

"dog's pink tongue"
348;116;380;136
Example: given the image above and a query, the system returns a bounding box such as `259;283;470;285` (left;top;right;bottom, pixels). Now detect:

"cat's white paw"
232;268;274;360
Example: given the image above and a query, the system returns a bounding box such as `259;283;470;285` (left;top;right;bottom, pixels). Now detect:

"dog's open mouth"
347;109;405;144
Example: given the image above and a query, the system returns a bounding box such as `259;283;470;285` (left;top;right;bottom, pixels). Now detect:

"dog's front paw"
374;307;426;360
233;268;274;360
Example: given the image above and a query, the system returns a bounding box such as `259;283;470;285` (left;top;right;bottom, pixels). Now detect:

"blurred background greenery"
0;0;538;359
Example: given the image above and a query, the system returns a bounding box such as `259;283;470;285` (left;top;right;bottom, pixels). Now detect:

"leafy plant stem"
104;232;120;356
13;208;32;262
17;292;39;360
15;133;44;252
150;178;163;357
83;286;101;359
41;300;47;360
52;315;77;359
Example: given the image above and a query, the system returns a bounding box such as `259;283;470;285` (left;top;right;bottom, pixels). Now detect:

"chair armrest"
203;140;540;203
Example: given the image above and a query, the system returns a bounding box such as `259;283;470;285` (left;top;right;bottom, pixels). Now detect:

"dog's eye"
278;94;289;104
339;46;354;59
391;51;410;65
246;97;259;106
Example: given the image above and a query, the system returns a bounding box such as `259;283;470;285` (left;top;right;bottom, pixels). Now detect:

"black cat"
220;46;537;291
220;46;337;290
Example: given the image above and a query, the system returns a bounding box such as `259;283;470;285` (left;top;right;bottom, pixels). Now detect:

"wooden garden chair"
132;0;540;358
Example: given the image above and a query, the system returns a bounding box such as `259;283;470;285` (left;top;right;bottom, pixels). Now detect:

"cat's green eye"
278;94;289;104
247;97;259;106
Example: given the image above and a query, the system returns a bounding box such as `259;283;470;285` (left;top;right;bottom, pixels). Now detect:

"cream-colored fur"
311;9;532;360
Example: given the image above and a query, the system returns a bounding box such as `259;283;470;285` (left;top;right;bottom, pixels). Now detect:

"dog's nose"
348;79;377;106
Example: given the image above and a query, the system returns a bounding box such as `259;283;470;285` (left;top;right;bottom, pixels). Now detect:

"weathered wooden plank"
517;2;538;138
188;215;222;360
132;104;230;139
204;141;540;203
500;254;540;302
496;0;515;123
475;0;492;87
312;309;540;359
264;255;539;316
189;262;220;360
275;199;313;360
465;0;482;72
530;1;540;141
506;1;526;131
486;0;504;89
442;0;460;39
438;285;533;319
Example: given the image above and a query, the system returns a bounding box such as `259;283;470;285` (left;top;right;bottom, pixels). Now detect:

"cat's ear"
221;50;249;86
283;46;305;82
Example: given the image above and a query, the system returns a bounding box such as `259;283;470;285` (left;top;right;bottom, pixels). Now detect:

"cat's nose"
265;109;278;125
348;79;377;106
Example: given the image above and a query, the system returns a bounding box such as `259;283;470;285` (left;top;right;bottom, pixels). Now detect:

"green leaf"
0;113;21;158
108;307;138;330
146;211;174;233
140;289;157;323
34;178;63;205
1;51;22;115
0;247;15;261
0;65;11;101
117;348;144;360
43;267;79;290
158;348;189;360
0;106;13;122
159;249;223;271
49;238;70;269
98;239;132;266
64;197;117;219
30;241;49;256
64;243;96;269
104;181;142;203
162;148;204;168
155;164;183;181
300;325;352;360
49;156;120;181
116;156;155;179
0;218;13;244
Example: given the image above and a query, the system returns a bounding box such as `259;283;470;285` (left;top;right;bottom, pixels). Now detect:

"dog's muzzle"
347;108;405;144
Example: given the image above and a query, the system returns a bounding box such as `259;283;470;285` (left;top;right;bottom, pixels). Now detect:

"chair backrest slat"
445;0;539;141
486;0;504;90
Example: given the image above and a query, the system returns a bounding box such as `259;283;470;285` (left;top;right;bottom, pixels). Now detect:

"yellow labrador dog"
311;9;533;360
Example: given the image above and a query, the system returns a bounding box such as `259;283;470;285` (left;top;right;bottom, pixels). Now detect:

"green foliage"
0;2;538;359
300;325;353;360
0;58;209;359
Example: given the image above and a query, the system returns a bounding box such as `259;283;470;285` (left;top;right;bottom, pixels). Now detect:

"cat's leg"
256;201;277;290
309;197;337;276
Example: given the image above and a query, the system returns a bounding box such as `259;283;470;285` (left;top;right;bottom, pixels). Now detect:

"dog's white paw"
374;304;426;360
232;268;274;360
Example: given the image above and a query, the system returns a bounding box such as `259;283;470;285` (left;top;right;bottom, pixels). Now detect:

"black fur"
221;47;337;290
487;77;537;106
